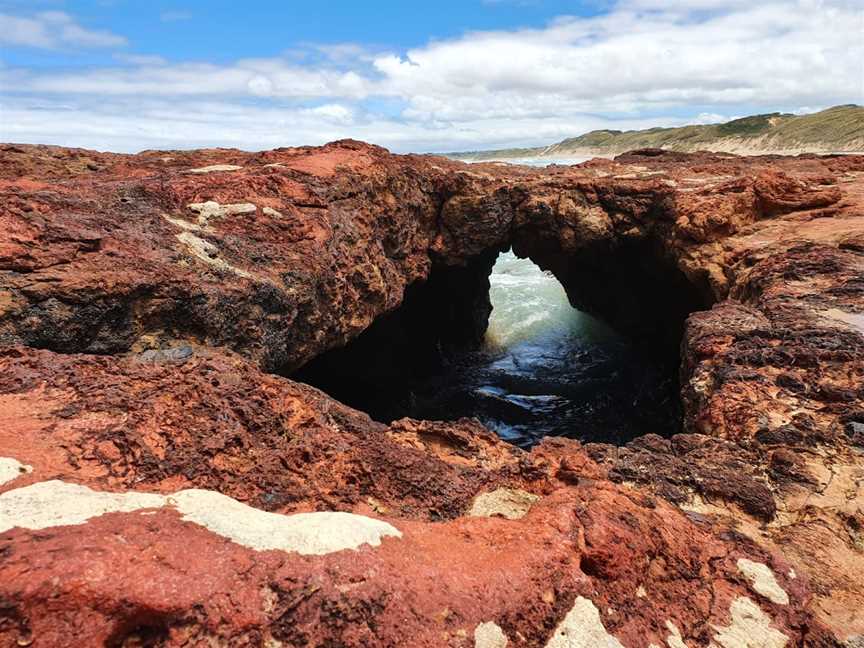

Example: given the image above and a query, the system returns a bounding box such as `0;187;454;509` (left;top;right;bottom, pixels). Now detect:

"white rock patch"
665;621;689;648
0;481;164;533
188;200;257;225
175;231;253;279
163;213;201;232
820;308;864;335
170;489;401;555
468;488;539;520
163;211;256;278
0;458;33;487
737;559;789;605
544;597;625;648
0;481;401;555
184;164;243;174
711;597;788;648
474;621;509;648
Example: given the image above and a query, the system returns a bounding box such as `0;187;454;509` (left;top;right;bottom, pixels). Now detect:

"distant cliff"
449;104;864;160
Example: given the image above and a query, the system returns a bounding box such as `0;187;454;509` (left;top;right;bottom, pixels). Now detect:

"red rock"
2;141;864;644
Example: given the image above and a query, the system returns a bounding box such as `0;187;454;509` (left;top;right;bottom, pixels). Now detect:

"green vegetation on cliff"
449;105;864;160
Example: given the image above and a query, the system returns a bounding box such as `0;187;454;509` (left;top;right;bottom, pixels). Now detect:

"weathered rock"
2;140;864;645
0;403;825;647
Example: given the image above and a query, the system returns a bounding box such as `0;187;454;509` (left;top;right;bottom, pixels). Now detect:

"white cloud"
18;59;375;99
246;75;274;96
791;105;824;115
306;103;355;124
692;112;730;125
1;0;862;152
0;94;693;153
368;0;862;119
0;11;127;49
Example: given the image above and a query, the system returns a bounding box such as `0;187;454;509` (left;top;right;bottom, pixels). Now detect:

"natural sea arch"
293;248;685;446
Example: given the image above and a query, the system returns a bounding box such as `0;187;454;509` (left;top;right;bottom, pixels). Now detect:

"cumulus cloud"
372;0;862;118
1;0;862;152
0;95;681;153
0;11;127;49
19;59;375;99
306;103;355;124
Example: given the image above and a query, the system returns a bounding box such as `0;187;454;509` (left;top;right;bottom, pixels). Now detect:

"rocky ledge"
0;141;862;647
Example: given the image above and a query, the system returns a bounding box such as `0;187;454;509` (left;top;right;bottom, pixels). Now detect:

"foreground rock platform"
1;141;863;646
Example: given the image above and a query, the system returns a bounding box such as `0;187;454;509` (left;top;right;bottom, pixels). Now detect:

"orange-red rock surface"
1;141;863;646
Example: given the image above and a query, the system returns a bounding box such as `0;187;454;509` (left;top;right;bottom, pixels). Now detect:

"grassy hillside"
449;105;864;160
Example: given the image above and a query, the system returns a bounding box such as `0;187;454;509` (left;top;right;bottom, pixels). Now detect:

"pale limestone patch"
163;213;201;232
187;200;257;225
474;621;508;648
0;481;164;533
176;230;218;257
169;489;401;555
184;164;243;174
216;202;257;216
711;597;788;648
665;621;689;648
0;481;401;556
0;458;33;487
820;308;864;335
174;231;253;279
187;200;223;223
468;488;539;520
737;559;789;605
262;207;283;218
544;597;624;648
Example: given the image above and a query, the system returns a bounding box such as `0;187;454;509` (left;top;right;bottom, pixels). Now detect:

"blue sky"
2;1;610;65
1;0;862;152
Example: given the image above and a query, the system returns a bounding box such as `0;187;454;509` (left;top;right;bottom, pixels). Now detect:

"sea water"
404;250;679;448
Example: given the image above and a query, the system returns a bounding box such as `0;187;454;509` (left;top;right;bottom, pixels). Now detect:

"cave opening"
292;238;703;448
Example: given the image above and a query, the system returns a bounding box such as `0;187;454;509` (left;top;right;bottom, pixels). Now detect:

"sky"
0;0;862;153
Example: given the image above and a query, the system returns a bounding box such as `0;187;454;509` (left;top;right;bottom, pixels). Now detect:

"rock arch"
1;141;863;642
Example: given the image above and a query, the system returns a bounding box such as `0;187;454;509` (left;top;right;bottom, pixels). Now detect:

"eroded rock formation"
1;140;863;646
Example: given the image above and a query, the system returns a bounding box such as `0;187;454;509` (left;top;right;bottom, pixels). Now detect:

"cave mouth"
292;248;685;448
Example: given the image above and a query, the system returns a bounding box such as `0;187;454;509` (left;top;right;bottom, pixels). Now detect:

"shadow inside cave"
292;237;704;448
